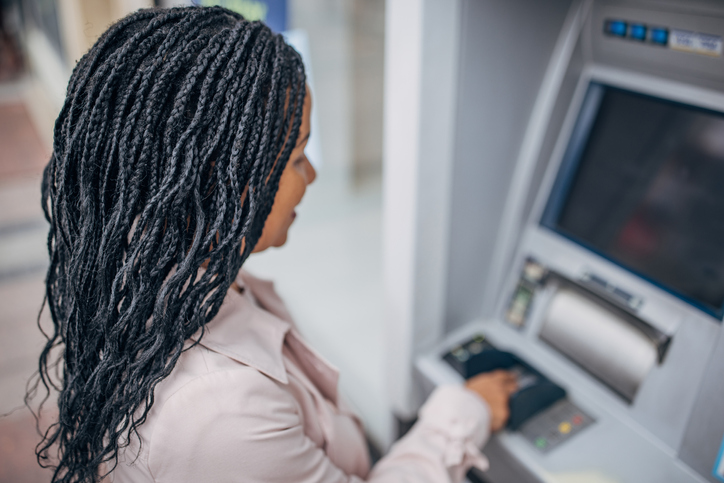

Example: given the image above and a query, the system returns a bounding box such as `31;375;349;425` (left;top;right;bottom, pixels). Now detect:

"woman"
35;7;516;483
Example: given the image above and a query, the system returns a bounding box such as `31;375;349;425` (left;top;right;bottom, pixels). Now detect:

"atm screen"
542;83;724;318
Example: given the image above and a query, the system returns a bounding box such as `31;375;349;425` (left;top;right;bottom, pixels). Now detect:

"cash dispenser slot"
576;272;672;363
506;259;673;402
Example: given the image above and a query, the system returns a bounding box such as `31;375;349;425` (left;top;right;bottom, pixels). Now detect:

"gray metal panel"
445;0;575;332
473;438;543;483
520;43;586;234
679;326;724;483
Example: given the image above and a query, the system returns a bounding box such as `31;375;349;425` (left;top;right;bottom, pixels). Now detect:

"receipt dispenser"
443;340;566;430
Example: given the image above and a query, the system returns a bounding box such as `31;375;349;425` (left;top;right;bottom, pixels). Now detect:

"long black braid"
32;7;306;482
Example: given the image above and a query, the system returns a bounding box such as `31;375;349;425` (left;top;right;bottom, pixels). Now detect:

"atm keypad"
519;399;594;452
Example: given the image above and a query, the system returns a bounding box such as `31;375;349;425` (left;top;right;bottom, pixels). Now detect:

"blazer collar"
191;269;340;403
191;270;292;384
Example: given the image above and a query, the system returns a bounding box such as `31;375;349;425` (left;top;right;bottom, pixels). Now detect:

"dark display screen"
542;83;724;318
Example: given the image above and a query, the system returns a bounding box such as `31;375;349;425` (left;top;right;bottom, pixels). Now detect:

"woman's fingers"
465;370;519;431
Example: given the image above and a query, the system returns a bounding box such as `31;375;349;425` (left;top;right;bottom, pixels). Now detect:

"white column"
382;0;461;420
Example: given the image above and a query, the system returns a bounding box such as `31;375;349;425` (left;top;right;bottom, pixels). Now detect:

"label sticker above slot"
579;271;643;311
670;29;723;57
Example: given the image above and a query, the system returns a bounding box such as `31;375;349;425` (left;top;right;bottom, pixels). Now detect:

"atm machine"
408;0;724;482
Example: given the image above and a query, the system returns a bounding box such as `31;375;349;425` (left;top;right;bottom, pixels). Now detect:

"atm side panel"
679;326;724;483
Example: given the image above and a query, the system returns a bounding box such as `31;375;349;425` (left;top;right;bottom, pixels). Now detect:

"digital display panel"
542;83;724;318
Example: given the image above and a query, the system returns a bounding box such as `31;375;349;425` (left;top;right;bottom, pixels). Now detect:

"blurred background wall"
0;0;387;480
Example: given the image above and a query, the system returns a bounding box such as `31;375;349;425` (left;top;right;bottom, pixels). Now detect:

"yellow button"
558;422;572;434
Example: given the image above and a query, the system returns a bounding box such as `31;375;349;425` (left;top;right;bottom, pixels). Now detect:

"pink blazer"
110;271;491;482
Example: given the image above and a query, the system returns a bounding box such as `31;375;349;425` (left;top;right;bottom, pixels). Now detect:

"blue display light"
650;28;669;46
605;19;628;37
629;24;647;41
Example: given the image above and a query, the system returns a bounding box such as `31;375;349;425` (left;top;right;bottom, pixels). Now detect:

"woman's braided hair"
34;7;306;482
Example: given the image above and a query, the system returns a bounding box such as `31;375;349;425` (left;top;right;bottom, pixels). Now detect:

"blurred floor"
0;81;55;482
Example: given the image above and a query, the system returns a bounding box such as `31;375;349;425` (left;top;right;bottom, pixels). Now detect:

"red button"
572;415;583;425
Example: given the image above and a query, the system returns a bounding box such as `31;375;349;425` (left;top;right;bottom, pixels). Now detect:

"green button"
535;437;547;448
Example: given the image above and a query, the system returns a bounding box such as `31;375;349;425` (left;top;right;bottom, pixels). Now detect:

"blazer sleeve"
147;369;491;483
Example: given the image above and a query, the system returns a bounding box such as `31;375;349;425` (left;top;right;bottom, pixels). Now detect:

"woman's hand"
465;370;518;432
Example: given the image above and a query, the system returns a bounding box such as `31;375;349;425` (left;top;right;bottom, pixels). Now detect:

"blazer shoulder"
147;365;303;480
